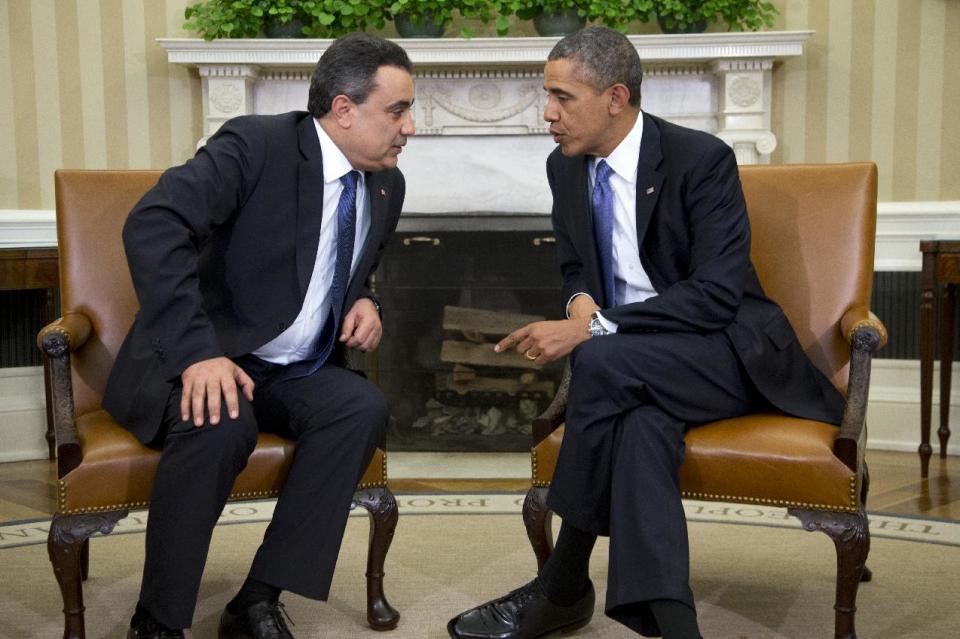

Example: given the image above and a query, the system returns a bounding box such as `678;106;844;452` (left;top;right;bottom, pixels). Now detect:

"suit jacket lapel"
635;112;664;249
296;116;325;299
362;172;387;265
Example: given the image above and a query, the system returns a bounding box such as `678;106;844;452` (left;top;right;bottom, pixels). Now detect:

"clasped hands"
495;295;598;365
180;297;381;426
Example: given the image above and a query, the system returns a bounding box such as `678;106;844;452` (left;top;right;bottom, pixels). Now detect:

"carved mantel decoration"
160;32;810;215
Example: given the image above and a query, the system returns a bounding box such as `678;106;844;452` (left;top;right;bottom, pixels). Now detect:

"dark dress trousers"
102;111;405;628
545;113;845;636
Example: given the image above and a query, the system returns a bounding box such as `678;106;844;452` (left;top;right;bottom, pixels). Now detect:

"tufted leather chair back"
740;163;878;394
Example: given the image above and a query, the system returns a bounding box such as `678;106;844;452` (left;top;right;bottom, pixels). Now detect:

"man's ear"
608;84;631;115
330;94;354;128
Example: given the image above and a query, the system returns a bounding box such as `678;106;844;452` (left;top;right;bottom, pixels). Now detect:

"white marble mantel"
159;32;811;215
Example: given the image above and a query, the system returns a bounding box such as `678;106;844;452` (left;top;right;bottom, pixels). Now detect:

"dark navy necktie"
283;170;360;380
593;159;616;308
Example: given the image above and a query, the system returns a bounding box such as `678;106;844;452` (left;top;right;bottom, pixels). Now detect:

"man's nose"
543;100;558;122
402;112;416;136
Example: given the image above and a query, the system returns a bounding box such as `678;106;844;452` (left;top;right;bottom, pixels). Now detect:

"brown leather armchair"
39;170;400;639
522;163;886;639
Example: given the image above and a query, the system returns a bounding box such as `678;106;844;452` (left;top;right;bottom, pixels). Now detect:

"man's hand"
340;298;383;352
494;316;591;365
180;356;255;427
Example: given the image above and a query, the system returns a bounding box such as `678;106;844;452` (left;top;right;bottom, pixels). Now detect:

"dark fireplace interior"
372;229;566;452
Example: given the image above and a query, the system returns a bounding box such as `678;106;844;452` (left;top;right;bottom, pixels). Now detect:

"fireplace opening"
373;228;565;452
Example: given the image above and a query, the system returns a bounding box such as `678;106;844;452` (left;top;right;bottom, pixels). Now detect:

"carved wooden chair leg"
353;486;400;631
80;539;89;581
522;486;554;572
859;463;872;582
791;508;870;639
48;511;127;639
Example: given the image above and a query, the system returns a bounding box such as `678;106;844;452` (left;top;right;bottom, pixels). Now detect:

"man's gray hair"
548;27;642;106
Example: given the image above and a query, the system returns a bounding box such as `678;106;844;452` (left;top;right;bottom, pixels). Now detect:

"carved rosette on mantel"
159;32;810;213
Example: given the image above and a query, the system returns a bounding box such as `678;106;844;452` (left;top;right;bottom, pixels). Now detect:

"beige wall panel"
915;0;945;200
0;0;19;205
892;0;921;201
31;0;64;209
165;0;199;165
100;0;128;171
847;0;875;164
803;2;829;163
9;1;41;208
55;0;85;171
825;0;852;163
941;0;960;200
869;2;899;201
122;0;150;168
77;0;108;169
776;0;809;164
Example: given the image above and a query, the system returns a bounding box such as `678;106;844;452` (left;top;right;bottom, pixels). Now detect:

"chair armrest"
834;307;888;472
532;361;571;446
37;312;93;356
840;306;888;351
36;313;93;478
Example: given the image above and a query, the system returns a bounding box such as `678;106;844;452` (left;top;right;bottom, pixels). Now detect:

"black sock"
537;522;597;606
649;599;701;639
228;577;281;613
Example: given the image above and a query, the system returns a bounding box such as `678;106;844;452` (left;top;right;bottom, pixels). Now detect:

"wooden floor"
0;450;956;523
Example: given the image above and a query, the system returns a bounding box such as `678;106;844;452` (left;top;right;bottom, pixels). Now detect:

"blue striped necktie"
283;170;360;379
593;159;616;308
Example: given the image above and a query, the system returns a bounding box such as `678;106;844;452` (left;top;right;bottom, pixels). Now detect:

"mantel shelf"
159;31;812;68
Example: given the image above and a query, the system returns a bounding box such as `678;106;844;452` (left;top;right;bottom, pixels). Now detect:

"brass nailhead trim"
57;452;390;515
531;448;860;512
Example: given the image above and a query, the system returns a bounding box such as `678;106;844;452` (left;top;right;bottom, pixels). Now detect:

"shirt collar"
595;111;644;184
313;118;357;185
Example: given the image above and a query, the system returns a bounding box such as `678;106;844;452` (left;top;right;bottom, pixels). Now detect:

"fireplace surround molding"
160;32;810;216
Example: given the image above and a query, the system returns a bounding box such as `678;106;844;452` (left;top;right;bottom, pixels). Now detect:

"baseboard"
0;367;48;462
2;359;957;463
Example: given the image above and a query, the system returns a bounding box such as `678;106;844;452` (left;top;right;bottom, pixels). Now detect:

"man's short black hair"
548;26;643;106
308;33;414;118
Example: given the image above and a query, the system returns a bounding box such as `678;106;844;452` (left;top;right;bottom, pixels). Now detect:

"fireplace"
373;228;565;451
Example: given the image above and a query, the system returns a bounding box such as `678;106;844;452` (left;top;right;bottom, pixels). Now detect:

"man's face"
543;58;616;157
344;65;416;171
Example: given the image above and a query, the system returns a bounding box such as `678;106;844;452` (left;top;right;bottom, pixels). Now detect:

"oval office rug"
1;495;958;638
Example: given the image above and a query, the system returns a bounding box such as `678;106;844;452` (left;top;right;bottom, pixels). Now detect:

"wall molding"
0;209;57;248
3;201;959;268
0;360;955;461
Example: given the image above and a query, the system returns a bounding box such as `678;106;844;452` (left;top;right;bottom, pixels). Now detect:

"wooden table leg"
940;283;955;458
919;252;936;478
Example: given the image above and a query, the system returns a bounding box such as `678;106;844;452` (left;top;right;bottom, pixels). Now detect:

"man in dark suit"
448;27;844;639
103;34;415;639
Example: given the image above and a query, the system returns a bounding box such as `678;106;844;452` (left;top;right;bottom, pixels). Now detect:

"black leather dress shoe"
448;578;594;639
218;600;295;639
126;614;185;639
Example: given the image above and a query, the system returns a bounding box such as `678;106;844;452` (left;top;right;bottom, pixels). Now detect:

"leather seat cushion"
532;413;858;512
58;410;387;514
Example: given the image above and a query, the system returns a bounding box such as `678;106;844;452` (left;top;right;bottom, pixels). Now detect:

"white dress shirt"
569;112;657;333
253;119;371;364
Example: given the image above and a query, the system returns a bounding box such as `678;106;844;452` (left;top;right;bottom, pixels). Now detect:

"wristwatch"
588;312;610;337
